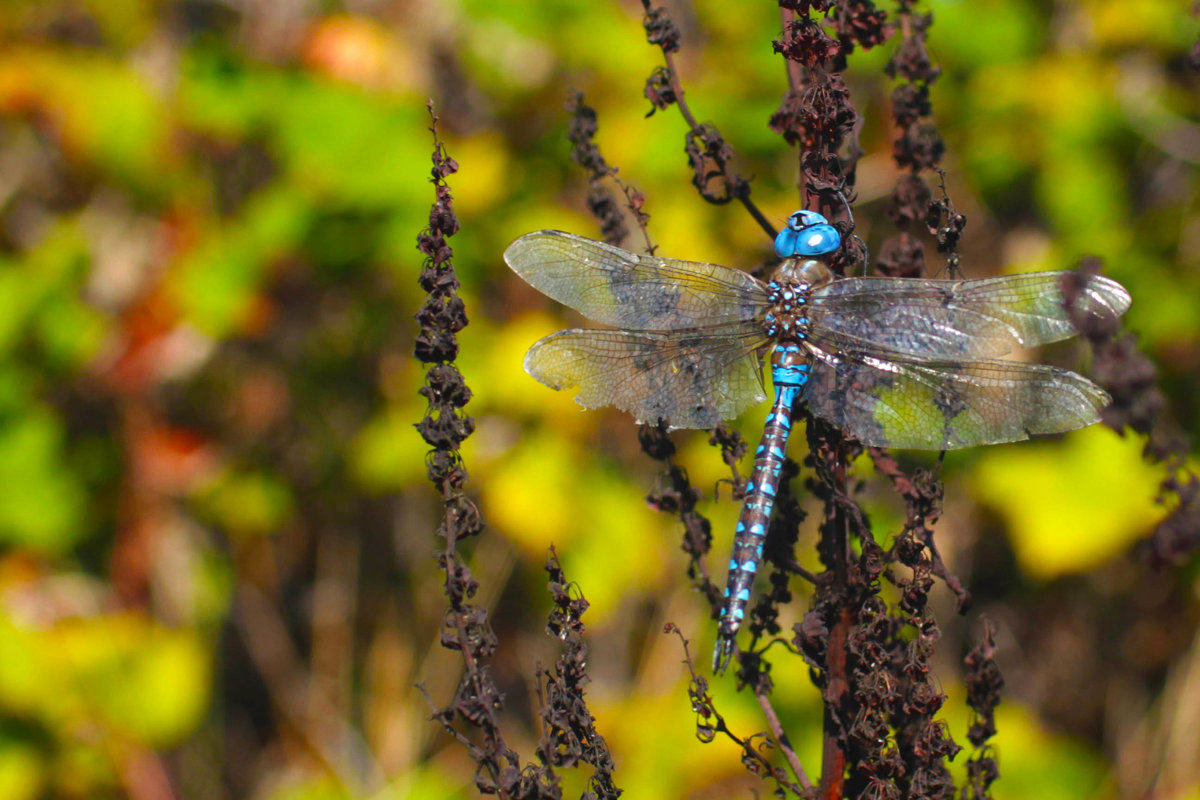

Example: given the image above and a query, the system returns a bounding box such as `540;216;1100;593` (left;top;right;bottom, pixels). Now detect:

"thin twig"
640;0;776;239
754;683;814;790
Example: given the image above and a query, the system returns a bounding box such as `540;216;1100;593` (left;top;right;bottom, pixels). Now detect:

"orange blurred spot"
303;15;390;88
105;288;181;393
131;424;216;495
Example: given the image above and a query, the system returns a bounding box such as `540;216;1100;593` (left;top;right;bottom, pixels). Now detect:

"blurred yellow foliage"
0;741;42;800
989;704;1112;800
972;426;1166;578
441;132;512;216
0;0;1194;797
0;607;210;780
485;429;578;554
351;403;431;492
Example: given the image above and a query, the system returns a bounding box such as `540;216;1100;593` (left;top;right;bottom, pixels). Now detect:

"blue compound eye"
775;209;841;257
774;227;800;258
796;224;840;256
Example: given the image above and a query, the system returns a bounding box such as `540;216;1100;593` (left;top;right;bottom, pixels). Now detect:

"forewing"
808;271;1130;359
803;346;1110;450
524;323;768;430
505;231;768;330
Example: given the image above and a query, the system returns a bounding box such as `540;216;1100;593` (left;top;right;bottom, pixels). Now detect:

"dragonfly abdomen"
713;343;810;672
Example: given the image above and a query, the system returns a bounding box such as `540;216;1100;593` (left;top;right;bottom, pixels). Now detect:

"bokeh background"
0;0;1198;798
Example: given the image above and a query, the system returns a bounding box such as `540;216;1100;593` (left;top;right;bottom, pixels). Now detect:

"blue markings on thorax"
764;279;814;339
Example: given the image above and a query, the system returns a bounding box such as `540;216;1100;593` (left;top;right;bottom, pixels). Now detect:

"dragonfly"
504;210;1131;673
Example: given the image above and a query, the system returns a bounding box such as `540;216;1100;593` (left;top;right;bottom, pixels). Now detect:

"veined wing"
524;322;768;430
803;345;1110;450
505;231;768;330
807;271;1130;359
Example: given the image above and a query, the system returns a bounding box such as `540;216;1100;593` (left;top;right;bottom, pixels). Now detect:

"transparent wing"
505;231;768;330
803;345;1110;450
524;322;768;430
807;271;1130;359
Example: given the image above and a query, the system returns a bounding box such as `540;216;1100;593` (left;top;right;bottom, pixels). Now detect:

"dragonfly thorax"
775;257;832;287
762;258;831;340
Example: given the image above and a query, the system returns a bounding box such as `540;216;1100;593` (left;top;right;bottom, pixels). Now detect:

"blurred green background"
0;0;1197;798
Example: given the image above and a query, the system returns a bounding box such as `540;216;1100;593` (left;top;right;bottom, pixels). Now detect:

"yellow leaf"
971;426;1165;578
484;431;577;554
0;742;43;800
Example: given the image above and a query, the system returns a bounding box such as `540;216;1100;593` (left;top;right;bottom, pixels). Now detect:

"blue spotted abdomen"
713;344;809;671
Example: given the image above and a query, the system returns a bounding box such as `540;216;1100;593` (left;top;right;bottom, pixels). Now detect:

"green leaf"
0;408;86;554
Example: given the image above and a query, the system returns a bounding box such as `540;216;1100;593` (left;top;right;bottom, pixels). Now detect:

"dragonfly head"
775;209;841;258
